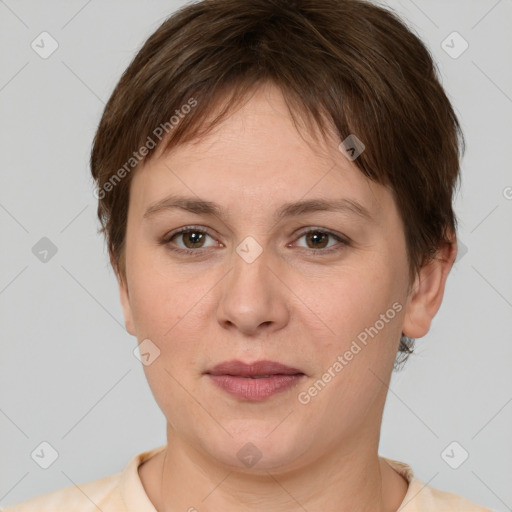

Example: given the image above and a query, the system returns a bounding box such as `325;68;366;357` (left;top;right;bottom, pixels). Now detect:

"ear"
111;249;136;336
118;275;136;336
402;234;458;339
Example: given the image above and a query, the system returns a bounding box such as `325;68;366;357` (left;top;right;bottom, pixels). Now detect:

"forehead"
128;84;395;226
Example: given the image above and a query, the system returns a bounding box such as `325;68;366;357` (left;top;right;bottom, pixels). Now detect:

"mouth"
204;360;306;401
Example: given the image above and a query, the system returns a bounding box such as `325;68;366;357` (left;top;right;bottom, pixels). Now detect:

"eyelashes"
161;225;351;257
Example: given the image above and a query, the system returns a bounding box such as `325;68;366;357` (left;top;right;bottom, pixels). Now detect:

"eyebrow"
143;194;375;223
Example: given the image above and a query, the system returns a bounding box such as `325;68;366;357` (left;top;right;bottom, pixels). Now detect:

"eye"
292;228;349;254
161;226;350;256
163;226;219;255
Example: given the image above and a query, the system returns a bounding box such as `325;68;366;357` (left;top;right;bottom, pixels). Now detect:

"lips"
205;360;306;401
205;359;305;378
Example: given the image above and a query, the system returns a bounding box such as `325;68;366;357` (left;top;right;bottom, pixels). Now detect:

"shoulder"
1;472;122;511
382;457;494;512
404;478;495;511
2;445;166;512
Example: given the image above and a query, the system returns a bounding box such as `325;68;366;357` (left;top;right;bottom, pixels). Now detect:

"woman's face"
119;84;419;471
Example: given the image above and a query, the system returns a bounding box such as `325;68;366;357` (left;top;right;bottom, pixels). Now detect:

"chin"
195;424;308;472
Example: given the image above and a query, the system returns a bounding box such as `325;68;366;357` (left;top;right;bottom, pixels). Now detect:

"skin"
117;82;457;512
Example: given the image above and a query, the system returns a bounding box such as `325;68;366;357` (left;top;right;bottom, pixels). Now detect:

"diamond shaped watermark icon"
31;441;59;469
31;31;59;59
237;442;263;468
338;134;365;161
441;31;468;59
133;338;161;366
236;236;263;263
441;441;469;469
32;237;58;263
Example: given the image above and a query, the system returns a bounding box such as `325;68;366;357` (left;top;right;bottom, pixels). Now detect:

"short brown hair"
90;0;464;366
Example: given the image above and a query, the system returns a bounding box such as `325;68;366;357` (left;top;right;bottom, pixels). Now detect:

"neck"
141;426;408;512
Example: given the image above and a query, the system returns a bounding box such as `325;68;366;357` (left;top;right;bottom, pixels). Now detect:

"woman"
6;0;493;510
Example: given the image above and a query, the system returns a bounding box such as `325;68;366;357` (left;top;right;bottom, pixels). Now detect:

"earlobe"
402;237;458;339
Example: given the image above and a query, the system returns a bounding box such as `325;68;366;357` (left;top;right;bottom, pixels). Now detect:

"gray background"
0;0;511;509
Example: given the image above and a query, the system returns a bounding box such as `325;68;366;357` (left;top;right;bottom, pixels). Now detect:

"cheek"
305;261;405;384
317;263;398;335
125;240;187;336
129;266;207;417
300;274;403;432
126;254;211;372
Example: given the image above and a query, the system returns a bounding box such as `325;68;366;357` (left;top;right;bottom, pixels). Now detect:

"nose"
216;245;290;337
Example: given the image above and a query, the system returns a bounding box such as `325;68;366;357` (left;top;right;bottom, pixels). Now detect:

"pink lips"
205;359;305;401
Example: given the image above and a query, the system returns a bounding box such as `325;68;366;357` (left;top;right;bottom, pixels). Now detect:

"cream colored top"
3;445;493;511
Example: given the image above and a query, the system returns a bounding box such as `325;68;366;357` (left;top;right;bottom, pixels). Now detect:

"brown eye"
163;226;217;254
304;231;330;249
294;229;349;254
162;226;348;257
179;230;207;249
